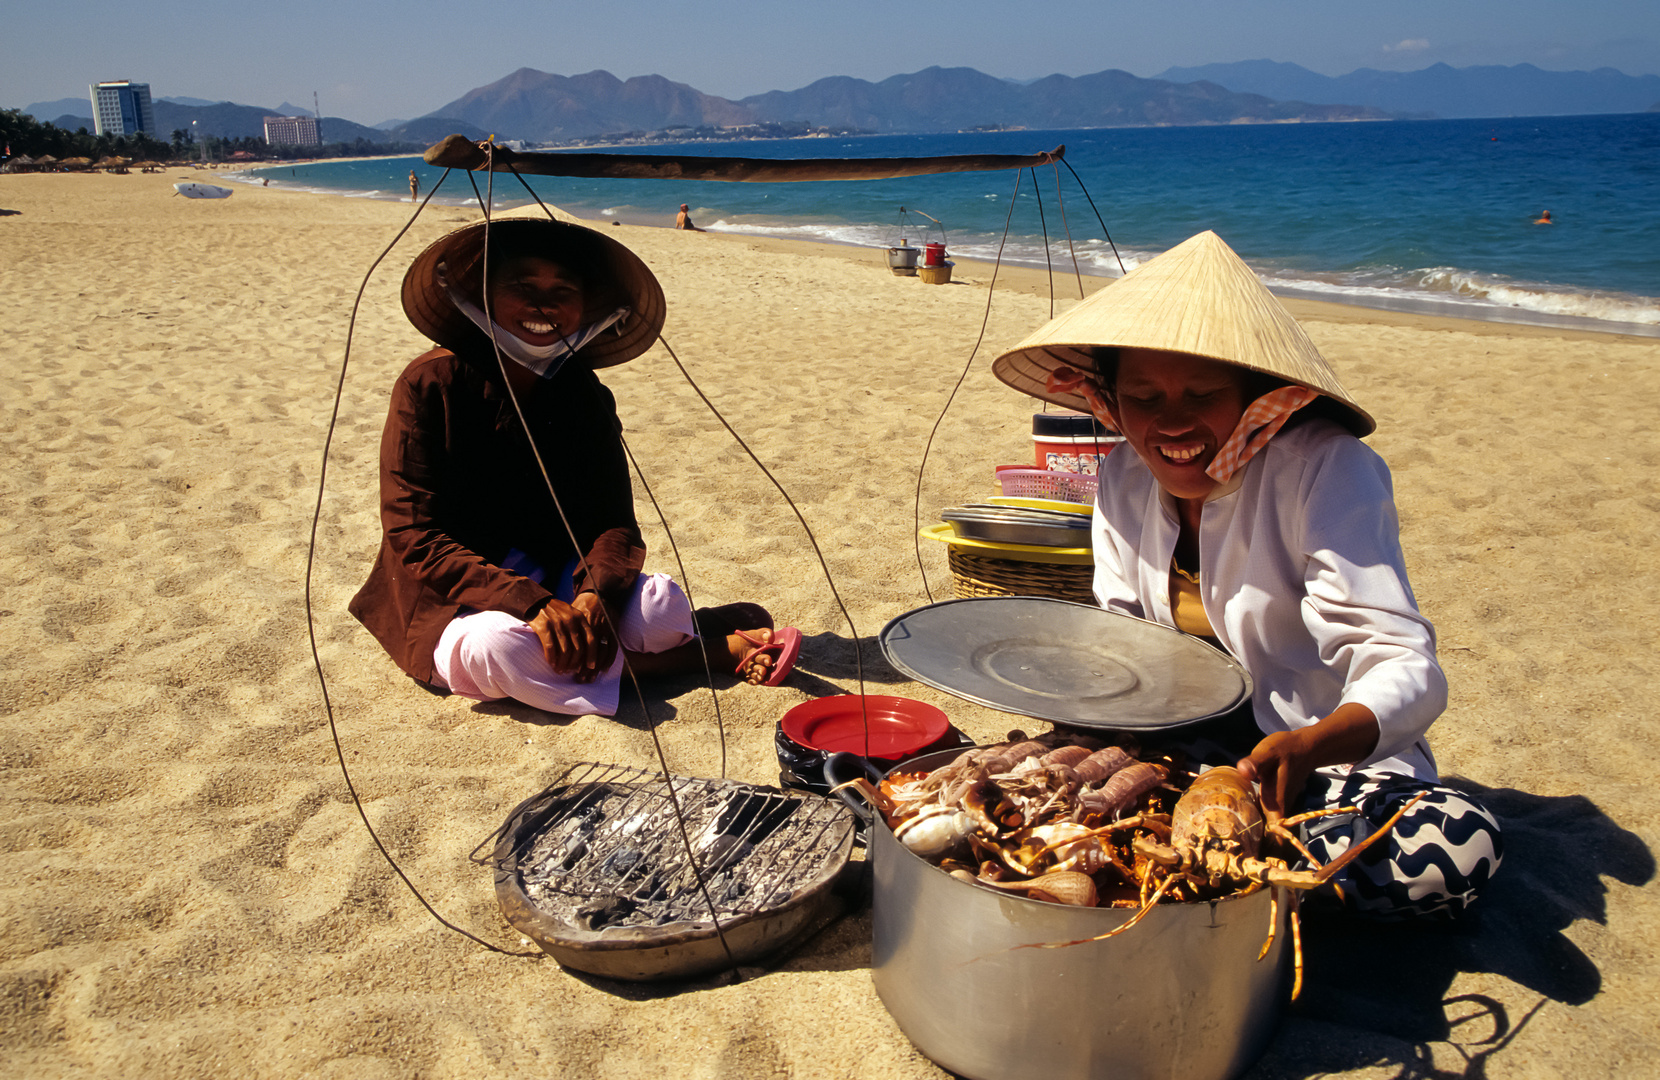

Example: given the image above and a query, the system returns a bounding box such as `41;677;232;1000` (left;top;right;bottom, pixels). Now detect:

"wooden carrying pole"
424;134;1065;183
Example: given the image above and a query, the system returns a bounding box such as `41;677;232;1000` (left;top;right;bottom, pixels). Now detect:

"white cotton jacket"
1092;419;1443;781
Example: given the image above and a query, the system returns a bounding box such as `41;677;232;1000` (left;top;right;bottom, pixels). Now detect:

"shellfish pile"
847;730;1197;910
843;728;1421;998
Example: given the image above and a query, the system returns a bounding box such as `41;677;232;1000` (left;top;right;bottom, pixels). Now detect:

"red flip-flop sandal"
733;627;802;686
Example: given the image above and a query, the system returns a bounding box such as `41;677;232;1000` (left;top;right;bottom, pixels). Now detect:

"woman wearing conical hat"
994;231;1501;919
350;219;800;717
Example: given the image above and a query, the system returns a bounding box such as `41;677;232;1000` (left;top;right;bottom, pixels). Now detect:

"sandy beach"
2;167;1657;1078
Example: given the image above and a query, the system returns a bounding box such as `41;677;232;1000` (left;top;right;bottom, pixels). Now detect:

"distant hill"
739;66;1384;132
424;68;751;142
1155;60;1660;118
422;64;1387;142
23;97;91;120
148;100;387;142
384;116;491;145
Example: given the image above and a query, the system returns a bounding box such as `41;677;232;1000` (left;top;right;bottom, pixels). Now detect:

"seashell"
963;870;1099;907
1027;822;1112;875
961;776;1022;833
895;805;977;858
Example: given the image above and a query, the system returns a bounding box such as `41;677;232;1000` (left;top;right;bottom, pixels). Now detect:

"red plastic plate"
781;695;950;759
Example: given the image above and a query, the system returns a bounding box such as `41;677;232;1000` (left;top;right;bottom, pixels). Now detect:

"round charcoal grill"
476;762;857;981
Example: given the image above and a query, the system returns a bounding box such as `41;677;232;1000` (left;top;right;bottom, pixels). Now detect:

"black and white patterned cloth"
1138;710;1503;920
1292;769;1503;919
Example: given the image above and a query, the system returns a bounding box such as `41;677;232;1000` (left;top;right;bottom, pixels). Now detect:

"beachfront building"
89;81;155;137
262;115;321;147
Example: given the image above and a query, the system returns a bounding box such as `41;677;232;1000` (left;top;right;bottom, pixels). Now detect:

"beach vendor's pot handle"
824;752;884;826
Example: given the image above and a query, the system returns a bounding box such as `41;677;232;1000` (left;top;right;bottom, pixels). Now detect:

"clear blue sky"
7;0;1657;125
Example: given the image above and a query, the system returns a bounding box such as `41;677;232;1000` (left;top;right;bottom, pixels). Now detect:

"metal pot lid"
878;596;1252;730
941;517;1093;548
940;507;1094;545
942;506;1092;525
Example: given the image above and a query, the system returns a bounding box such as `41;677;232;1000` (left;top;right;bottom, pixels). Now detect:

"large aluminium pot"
866;748;1289;1080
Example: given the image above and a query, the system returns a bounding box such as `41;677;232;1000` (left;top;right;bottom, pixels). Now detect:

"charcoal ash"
507;768;853;932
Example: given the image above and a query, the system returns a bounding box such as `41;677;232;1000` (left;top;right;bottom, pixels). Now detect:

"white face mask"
439;261;631;380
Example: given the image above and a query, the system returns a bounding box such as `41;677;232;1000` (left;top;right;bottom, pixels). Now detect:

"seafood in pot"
839;735;1419;1000
1028;764;1423;998
837;731;1174;894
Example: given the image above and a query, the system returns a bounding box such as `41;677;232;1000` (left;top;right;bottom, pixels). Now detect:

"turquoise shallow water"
247;114;1660;334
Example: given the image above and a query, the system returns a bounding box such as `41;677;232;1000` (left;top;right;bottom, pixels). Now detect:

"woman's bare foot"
729;628;776;684
689;604;784;683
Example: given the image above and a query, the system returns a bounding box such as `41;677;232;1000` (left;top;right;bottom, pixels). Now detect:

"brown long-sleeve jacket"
348;346;645;684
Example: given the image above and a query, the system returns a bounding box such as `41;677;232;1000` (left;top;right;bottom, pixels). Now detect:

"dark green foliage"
1;109;421;165
2;108;173;161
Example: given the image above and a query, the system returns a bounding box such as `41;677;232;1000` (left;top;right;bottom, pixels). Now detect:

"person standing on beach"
675;203;704;232
994;231;1502;920
409;170;420;203
350;219;800;718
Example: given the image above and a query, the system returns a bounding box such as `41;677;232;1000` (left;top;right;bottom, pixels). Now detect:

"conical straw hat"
993;230;1373;435
402;218;665;369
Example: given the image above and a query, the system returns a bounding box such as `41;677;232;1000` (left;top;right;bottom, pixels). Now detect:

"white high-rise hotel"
89;80;155;137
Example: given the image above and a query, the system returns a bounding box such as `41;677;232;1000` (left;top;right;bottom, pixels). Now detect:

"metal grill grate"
477;762;856;932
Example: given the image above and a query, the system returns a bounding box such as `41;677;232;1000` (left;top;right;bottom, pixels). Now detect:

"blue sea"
242;114;1660;335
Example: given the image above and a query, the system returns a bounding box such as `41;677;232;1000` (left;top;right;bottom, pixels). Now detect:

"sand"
2;167;1657;1079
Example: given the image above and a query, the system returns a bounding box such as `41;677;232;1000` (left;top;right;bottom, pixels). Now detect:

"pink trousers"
430;574;696;717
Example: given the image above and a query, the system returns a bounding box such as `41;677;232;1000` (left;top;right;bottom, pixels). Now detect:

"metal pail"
868;748;1288;1080
888;244;921;275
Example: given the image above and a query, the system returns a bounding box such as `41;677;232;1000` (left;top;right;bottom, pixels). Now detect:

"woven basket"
949;548;1096;604
996;469;1098;504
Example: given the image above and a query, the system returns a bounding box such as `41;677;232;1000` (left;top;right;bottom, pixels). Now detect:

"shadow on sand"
1247;780;1653;1079
471;630;914;732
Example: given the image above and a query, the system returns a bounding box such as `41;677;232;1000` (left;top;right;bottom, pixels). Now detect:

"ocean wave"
693;215;1659;331
1411;268;1660;326
1261;265;1660;330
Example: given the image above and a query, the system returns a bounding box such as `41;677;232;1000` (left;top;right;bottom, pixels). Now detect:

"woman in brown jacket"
349;219;798;716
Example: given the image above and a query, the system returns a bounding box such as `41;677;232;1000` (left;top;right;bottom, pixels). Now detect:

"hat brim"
401;219;666;368
991;231;1375;437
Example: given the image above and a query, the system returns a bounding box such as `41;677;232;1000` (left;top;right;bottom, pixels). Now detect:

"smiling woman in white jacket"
992;231;1501;919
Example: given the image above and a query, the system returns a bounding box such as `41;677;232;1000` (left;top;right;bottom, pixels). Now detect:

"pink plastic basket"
996;469;1098;504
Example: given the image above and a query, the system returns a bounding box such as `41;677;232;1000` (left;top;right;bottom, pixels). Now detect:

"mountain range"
1155;61;1660;118
423;65;1387;142
22;61;1660;146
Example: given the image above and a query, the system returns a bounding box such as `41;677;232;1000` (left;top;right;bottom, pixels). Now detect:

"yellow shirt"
1169;561;1219;645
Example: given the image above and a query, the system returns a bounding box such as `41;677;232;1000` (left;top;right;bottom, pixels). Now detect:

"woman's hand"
528;592;619;683
1237;703;1380;821
1046;365;1117;429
